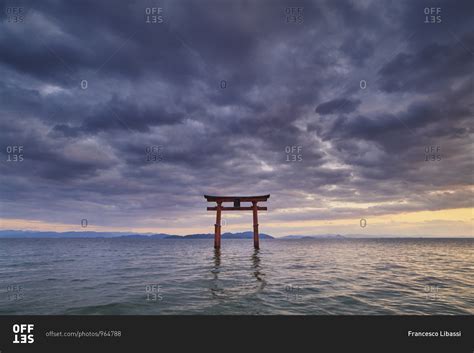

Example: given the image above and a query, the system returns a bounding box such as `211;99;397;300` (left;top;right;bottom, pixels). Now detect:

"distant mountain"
280;234;345;240
221;231;273;239
181;233;214;239
173;232;273;239
0;230;131;238
120;233;172;239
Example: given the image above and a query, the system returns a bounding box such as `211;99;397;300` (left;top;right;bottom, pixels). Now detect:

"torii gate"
204;195;270;249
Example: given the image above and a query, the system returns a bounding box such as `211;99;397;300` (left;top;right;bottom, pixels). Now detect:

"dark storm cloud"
80;96;185;133
315;98;361;115
0;0;473;232
377;37;474;93
340;34;375;67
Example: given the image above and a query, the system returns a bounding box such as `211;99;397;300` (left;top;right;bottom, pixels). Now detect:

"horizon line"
0;229;472;239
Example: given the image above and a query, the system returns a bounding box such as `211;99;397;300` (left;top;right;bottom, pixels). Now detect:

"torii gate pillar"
204;195;270;249
252;201;259;249
214;201;222;249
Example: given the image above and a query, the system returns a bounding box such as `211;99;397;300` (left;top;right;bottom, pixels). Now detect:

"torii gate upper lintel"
204;194;270;249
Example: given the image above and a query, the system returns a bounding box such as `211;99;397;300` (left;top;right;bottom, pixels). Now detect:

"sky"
0;0;473;237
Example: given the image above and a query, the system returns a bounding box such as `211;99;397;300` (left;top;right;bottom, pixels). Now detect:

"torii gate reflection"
204;195;270;249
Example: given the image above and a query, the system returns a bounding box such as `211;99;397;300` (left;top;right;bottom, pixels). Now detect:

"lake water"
0;238;472;315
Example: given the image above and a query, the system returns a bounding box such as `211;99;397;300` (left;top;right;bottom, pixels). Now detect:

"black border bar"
0;315;472;352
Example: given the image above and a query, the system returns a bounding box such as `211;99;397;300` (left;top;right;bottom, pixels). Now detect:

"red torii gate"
204;195;270;249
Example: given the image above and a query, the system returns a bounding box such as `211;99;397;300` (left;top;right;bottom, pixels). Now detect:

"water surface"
0;238;472;315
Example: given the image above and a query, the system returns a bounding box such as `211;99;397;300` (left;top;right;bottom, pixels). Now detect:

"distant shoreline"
1;237;470;239
3;237;473;239
0;230;472;240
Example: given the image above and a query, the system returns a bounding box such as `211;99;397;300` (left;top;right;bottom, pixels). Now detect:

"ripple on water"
0;238;472;315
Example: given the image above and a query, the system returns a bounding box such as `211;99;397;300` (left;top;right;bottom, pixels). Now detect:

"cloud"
0;0;472;236
315;98;361;115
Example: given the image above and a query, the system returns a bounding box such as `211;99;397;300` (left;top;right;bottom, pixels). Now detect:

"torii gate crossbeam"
204;195;270;249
